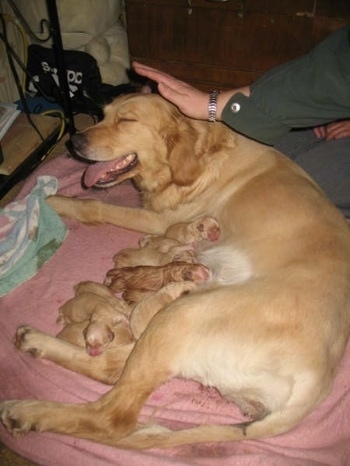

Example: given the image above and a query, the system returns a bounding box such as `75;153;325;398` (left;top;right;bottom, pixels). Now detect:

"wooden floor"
0;114;61;177
0;113;95;465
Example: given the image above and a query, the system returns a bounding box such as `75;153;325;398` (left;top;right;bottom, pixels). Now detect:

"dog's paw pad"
13;326;33;348
13;326;43;357
0;402;33;436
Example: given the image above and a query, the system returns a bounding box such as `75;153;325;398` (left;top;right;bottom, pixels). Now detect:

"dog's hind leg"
0;313;179;443
115;370;330;449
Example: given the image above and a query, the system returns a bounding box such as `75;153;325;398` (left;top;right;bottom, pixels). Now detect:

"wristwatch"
208;90;220;122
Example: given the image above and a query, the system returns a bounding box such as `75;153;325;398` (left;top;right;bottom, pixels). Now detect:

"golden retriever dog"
1;93;350;450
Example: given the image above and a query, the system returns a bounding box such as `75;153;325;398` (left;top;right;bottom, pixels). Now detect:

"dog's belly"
175;324;294;418
195;243;253;285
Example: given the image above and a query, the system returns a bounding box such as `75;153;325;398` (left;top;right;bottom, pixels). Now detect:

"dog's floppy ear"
166;127;201;186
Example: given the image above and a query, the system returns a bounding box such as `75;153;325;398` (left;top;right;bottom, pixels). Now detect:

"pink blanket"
0;153;349;466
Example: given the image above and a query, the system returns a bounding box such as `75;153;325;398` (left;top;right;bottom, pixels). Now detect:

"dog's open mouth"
83;153;137;188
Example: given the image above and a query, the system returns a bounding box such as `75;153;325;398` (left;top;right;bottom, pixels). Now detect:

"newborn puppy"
112;243;194;268
57;281;132;356
112;216;220;268
57;281;130;324
159;216;220;244
106;261;211;294
83;318;133;356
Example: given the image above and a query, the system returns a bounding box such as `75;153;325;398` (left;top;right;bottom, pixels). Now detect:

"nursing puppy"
106;261;210;294
1;93;350;450
56;281;131;357
112;216;219;268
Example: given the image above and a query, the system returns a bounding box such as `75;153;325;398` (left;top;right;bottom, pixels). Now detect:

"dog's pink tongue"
83;160;118;187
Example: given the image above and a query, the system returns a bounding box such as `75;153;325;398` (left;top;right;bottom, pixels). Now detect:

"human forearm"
133;61;249;121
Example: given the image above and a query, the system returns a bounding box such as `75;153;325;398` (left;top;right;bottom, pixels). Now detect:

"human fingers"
325;120;350;140
313;125;326;139
133;62;184;89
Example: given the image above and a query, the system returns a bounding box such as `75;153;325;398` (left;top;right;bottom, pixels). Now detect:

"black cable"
6;0;51;43
0;29;57;104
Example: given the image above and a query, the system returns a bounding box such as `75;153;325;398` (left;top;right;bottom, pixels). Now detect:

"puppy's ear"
166;128;200;186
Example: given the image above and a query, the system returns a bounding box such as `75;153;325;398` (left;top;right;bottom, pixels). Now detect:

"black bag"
26;44;121;116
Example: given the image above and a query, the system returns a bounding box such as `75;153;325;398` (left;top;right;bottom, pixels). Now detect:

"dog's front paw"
0;400;36;436
56;310;66;325
14;325;45;358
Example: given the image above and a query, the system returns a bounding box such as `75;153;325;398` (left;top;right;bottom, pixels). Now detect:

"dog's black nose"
70;132;88;156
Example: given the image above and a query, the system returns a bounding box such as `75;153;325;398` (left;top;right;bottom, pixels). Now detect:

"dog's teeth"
119;155;133;168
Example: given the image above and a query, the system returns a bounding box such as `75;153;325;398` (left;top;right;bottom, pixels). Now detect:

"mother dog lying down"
1;93;350;449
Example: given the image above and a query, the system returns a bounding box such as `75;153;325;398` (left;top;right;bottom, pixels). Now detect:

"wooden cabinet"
125;0;350;90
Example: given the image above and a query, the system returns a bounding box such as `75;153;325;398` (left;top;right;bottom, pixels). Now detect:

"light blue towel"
0;176;68;296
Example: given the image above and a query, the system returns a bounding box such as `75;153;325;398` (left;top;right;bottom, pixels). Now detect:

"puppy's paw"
13;325;45;358
56;310;66;325
182;264;211;283
138;234;157;248
104;276;112;287
161;281;197;299
104;268;126;292
172;248;195;263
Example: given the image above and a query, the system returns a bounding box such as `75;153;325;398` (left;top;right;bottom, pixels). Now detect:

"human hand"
313;120;350;140
133;62;209;119
313;125;327;139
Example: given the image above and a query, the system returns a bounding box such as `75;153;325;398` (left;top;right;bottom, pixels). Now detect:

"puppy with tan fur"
112;216;219;268
57;281;131;357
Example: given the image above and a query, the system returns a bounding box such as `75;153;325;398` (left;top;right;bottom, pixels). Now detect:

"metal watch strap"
208;90;220;122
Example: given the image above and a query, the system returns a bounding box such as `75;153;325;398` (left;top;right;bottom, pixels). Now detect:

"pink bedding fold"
0;153;349;466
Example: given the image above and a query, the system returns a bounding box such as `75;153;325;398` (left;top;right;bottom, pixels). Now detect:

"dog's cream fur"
1;94;350;450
